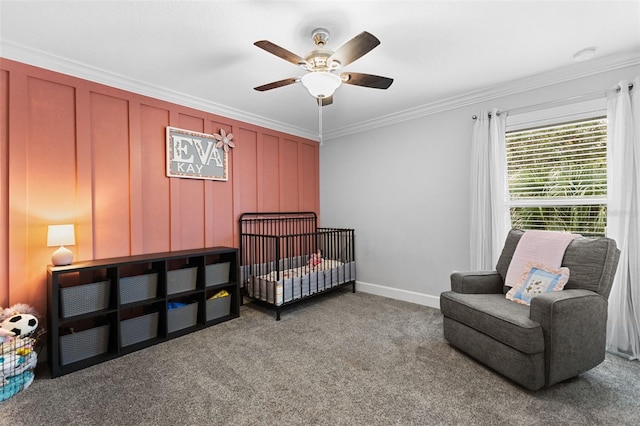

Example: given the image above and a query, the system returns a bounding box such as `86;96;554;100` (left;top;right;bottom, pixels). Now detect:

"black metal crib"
239;212;356;320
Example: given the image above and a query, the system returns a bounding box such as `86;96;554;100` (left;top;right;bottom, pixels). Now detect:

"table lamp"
47;224;75;266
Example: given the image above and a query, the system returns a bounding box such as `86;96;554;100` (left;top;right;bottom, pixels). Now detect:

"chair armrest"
529;289;608;386
450;271;503;294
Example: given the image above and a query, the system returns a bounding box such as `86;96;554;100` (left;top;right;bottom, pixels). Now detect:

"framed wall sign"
166;126;228;181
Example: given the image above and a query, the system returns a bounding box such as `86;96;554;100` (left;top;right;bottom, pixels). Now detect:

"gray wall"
319;63;640;308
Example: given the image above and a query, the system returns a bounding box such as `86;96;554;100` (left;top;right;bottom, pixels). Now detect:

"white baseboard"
356;281;441;309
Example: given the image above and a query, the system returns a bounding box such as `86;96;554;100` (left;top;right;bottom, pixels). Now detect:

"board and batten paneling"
260;134;281;212
0;58;319;319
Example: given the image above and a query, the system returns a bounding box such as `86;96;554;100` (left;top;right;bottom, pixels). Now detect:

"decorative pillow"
506;263;570;306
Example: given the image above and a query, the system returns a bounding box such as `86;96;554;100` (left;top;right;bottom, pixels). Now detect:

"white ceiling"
1;1;639;140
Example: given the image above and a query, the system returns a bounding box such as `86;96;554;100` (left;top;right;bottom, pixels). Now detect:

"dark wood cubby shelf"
47;246;239;378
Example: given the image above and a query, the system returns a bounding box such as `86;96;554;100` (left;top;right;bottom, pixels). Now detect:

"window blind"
506;117;607;236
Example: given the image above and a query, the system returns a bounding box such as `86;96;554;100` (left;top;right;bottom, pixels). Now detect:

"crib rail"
239;212;317;236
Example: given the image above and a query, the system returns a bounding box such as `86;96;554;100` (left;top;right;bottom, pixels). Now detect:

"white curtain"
470;108;511;270
606;77;640;360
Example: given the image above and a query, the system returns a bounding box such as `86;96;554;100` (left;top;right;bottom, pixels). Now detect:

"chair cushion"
562;237;619;297
440;291;544;354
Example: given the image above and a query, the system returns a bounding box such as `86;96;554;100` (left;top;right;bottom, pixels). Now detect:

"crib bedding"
244;259;356;306
257;259;343;281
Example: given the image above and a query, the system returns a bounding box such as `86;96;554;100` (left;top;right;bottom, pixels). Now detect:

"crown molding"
0;40;317;141
323;47;640;140
2;40;638;143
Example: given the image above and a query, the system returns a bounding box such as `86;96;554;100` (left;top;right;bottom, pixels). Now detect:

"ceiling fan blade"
254;78;298;92
317;96;333;107
341;72;393;89
328;32;380;68
254;40;306;66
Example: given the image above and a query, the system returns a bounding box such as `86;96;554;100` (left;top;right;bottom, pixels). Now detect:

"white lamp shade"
47;224;76;247
301;72;342;98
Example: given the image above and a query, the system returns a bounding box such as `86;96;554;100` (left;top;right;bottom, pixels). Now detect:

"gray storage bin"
60;324;110;365
205;262;230;287
120;312;159;347
206;295;231;321
60;280;111;318
167;302;198;333
167;267;197;294
120;273;158;304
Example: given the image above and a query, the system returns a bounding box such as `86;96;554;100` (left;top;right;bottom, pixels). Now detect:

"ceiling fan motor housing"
304;49;339;71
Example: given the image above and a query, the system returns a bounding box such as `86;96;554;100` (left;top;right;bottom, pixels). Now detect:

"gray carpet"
2;288;639;425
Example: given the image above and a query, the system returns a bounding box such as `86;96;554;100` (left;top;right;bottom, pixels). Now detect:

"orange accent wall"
0;58;319;319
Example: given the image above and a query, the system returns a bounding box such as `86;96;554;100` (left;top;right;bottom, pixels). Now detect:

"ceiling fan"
253;28;393;106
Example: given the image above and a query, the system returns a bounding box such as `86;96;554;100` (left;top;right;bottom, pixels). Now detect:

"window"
506;116;608;236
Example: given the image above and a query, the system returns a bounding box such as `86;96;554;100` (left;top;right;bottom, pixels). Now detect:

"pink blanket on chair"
504;230;580;288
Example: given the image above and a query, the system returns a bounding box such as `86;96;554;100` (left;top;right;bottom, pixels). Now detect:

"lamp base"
52;246;73;266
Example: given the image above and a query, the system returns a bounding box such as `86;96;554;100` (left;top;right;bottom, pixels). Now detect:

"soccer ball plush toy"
0;304;39;338
1;314;38;338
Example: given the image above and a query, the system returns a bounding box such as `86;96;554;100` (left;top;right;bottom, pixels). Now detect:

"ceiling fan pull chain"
319;102;323;146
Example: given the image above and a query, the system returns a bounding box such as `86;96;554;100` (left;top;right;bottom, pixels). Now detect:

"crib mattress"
243;260;356;306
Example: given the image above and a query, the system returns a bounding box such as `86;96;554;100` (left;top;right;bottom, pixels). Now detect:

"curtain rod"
471;83;634;119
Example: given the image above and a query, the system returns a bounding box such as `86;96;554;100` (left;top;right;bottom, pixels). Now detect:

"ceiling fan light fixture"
301;72;342;98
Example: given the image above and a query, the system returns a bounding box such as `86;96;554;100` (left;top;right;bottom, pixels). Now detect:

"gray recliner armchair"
440;229;620;390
